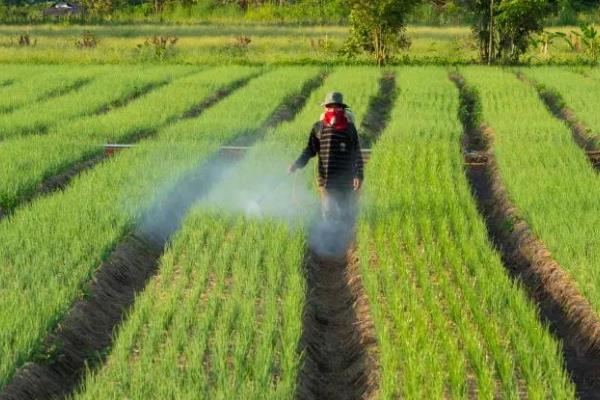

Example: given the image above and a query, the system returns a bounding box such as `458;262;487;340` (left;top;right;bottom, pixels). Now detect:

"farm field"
461;68;600;316
1;64;600;400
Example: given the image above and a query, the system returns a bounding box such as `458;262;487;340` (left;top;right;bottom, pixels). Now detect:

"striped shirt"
293;120;364;189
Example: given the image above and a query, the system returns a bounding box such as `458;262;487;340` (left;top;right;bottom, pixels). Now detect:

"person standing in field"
289;92;364;219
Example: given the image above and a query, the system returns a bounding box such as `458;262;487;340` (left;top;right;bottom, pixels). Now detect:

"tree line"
1;0;598;64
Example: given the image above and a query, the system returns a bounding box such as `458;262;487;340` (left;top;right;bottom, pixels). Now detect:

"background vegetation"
0;1;598;64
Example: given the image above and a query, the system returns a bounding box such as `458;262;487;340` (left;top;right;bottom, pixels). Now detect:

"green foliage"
346;0;422;65
570;23;600;61
136;35;179;61
496;0;555;62
461;0;556;63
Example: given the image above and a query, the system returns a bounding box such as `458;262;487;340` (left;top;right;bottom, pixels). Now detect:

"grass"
461;67;600;321
0;65;225;212
0;66;319;389
0;66;173;140
357;67;575;399
0;65;102;113
0;24;594;65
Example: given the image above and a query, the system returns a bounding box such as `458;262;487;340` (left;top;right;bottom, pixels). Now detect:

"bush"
346;0;423;65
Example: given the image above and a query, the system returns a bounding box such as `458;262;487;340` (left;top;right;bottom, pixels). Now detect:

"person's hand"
353;177;362;191
288;164;298;174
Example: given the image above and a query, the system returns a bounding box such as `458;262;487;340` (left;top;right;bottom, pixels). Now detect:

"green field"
1;63;600;399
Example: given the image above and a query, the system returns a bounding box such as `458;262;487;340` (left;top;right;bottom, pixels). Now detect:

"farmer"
289;91;364;219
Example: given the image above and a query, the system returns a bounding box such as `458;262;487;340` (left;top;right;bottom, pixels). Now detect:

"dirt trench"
295;72;398;400
452;72;600;400
295;220;378;400
0;71;326;400
360;73;397;147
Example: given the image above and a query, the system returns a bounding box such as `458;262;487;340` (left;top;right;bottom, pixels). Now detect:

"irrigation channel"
452;72;600;400
0;73;254;224
0;73;325;400
294;73;395;400
517;73;600;172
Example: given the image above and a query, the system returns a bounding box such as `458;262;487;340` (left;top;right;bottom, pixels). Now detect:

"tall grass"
0;66;102;113
461;67;600;317
523;67;600;142
0;65;235;212
0;66;174;140
358;67;575;398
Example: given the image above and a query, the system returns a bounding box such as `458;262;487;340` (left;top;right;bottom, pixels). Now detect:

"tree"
346;0;423;65
460;0;556;63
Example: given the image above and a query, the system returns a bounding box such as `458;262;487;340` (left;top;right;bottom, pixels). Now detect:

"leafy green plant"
346;0;422;65
566;23;600;62
75;30;98;49
462;0;554;63
137;35;179;60
530;30;564;56
17;32;36;47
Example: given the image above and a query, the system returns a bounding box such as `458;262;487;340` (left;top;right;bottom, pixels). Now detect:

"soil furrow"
451;72;600;400
0;74;258;224
360;72;397;148
0;71;325;400
226;72;327;147
93;79;171;116
0;78;93;114
295;73;398;399
34;78;94;107
0;79;14;88
295;227;378;400
517;73;600;170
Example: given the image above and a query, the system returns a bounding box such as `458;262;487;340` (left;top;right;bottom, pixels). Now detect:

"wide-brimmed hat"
321;91;348;108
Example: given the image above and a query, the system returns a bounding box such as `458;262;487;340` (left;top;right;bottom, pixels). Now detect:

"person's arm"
351;124;364;190
289;123;320;172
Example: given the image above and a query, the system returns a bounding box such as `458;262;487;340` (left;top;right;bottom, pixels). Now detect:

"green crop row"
461;67;600;318
357;67;575;399
0;66;243;212
0;66;104;113
0;67;318;388
0;66;179;140
523;67;600;147
70;67;382;399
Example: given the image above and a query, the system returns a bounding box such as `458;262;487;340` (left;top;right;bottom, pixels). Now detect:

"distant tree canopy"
346;0;422;65
457;0;587;62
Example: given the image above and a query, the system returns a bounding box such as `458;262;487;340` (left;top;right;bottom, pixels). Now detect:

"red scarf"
322;107;349;131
